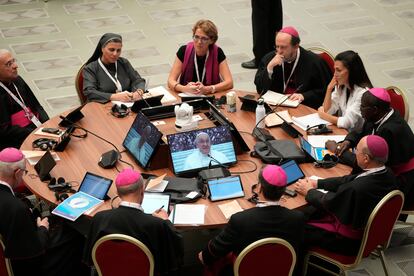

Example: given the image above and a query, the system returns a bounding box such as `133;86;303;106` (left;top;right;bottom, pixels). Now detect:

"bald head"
356;135;388;169
0;49;18;82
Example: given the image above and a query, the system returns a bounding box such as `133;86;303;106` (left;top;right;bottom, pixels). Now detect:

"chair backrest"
92;233;154;276
0;235;13;276
357;190;404;262
75;64;87;105
307;46;335;74
386;86;409;122
234;237;296;276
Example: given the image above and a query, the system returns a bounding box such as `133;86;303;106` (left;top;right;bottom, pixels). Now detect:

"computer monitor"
205;100;250;153
123;112;162;168
167;125;237;176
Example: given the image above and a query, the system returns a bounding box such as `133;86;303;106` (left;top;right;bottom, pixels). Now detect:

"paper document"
307;135;346;148
264;110;293;127
262;91;300;107
147;86;177;104
178;92;208;98
173;204;205;225
22;150;60;165
52;192;102;221
291;113;331;130
145;174;168;192
218;200;244;219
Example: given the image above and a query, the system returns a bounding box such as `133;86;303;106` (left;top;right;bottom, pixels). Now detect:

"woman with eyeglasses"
83;33;146;103
317;50;373;132
168;19;233;95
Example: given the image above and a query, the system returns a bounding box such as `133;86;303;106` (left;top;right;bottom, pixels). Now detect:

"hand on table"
289;93;304;102
110;91;134;102
292;178;317;196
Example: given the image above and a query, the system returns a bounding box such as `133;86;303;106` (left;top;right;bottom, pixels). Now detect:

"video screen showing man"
168;125;236;174
123;112;162;168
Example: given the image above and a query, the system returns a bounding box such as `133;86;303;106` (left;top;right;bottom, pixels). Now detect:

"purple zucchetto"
261;165;287;187
115;168;142;187
0;148;24;163
366;135;388;160
368;88;391;103
279;26;300;39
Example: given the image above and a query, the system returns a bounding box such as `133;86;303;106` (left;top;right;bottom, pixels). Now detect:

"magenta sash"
308;214;363;240
180;42;220;85
11;109;32;127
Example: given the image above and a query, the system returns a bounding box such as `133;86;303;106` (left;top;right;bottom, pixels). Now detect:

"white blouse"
327;85;367;132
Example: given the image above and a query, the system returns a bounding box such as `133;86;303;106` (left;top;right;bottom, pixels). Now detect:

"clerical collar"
256;200;280;208
373;109;393;132
0;180;15;196
356;166;386;179
119;201;143;211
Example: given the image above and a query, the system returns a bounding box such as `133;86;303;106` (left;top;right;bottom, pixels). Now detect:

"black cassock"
305;168;398;255
83;206;184;275
0;76;49;150
0;185;48;275
254;46;332;109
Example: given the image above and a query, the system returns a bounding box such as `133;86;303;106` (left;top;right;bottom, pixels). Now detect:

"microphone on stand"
207;153;229;169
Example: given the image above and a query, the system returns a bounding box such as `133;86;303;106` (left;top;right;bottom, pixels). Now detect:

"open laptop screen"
123;112;162;168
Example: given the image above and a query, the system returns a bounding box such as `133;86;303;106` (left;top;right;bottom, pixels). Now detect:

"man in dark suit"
294;135;398;255
327;88;414;209
83;168;183;275
199;165;305;274
0;49;49;150
254;26;332;109
241;0;283;69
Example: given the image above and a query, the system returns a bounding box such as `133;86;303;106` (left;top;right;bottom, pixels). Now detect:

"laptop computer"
280;160;305;185
298;136;328;162
207;175;245;201
78;172;112;200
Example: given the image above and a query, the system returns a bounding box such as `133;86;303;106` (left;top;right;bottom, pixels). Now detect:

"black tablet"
78;172;112;200
34;150;56;181
131;94;164;113
207;175;245;201
280;159;305;185
59;104;86;127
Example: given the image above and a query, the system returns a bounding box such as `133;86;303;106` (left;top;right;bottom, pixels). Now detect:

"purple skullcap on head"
368;88;390;103
115;168;142;187
262;165;287;187
366;135;388;160
0;148;24;163
279;26;299;39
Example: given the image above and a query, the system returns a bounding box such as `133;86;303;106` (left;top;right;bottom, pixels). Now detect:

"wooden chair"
75;64;87;104
234;237;296;276
303;190;404;276
386;86;409;122
0;235;13;276
92;233;154;276
307;46;335;74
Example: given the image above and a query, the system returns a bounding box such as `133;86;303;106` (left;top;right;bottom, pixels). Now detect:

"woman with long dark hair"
318;50;372;131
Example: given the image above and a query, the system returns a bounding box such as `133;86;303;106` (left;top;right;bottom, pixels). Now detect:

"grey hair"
0;159;25;176
116;176;144;196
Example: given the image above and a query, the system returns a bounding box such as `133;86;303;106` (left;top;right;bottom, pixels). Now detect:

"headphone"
55;191;69;202
48;177;72;192
314;154;339;169
32;138;58;151
111;104;130;118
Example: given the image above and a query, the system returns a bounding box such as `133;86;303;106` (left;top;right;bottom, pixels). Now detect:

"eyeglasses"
193;35;210;44
247;183;259;203
4;58;17;68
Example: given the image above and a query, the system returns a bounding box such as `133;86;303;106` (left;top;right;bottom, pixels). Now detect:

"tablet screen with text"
208;176;244;201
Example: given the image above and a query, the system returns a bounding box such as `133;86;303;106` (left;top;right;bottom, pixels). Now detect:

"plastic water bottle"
256;98;266;128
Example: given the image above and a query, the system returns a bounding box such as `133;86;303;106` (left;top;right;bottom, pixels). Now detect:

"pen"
157;205;164;212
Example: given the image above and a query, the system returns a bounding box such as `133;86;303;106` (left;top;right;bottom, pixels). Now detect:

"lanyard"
119;201;144;212
98;58;122;92
0;81;41;127
194;49;209;83
281;48;300;93
372;109;394;134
